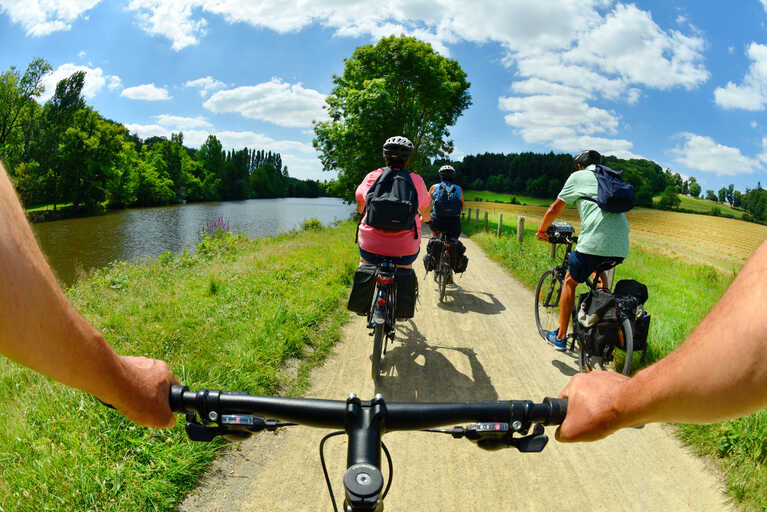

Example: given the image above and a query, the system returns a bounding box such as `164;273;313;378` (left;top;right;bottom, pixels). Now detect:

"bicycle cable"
319;430;394;512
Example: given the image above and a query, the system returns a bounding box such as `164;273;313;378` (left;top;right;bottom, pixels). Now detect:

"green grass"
0;220;360;511
462;189;552;206
24;202;74;212
462;211;767;510
655;194;745;218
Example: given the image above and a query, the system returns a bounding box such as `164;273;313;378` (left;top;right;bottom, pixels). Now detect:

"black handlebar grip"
169;384;189;412
543;397;568;425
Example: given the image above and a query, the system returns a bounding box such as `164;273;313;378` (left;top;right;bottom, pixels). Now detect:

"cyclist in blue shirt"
428;165;464;239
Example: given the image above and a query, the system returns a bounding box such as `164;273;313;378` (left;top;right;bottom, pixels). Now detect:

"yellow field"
464;202;767;273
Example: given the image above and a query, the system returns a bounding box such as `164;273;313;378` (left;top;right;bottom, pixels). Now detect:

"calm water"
32;197;355;287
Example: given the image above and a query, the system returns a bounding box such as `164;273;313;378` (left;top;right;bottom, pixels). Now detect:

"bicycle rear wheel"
535;269;562;339
618;318;634;376
371;324;384;381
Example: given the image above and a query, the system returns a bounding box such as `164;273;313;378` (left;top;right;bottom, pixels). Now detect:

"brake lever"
184;412;296;442
425;423;549;452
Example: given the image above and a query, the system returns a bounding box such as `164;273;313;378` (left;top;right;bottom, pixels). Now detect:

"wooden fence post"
484;211;488;232
497;213;503;237
467;208;471;222
475;208;479;228
517;216;525;242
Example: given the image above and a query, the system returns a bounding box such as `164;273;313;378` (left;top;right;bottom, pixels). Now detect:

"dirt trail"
180;234;732;512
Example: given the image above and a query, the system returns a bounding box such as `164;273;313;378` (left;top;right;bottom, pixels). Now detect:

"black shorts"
430;216;461;239
567;251;624;283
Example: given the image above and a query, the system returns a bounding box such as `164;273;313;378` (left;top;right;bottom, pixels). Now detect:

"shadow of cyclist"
375;322;498;402
435;289;506;315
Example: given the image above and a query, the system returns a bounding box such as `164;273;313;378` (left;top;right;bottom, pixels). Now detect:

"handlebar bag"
347;263;377;316
394;268;418;319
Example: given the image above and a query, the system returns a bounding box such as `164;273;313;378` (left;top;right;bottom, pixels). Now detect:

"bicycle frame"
170;385;567;512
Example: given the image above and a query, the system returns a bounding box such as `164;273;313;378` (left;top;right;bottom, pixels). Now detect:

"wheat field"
464;202;767;273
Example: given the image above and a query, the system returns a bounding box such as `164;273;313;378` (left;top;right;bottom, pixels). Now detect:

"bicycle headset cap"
438;165;456;180
574;149;601;168
382;136;414;159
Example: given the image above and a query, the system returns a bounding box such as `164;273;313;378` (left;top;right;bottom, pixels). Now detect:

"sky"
1;1;767;193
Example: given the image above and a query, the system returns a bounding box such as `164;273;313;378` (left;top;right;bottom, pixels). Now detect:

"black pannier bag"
347;263;377;316
575;289;620;356
422;253;435;272
448;239;468;273
427;237;443;258
614;279;650;352
394;268;418;319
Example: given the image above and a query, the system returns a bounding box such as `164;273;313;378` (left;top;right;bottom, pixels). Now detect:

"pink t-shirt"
356;168;431;257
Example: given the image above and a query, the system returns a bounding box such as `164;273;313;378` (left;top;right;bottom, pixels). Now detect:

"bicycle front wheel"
371;324;384;381
535;269;562;339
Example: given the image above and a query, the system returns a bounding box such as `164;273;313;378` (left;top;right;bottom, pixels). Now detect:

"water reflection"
32;197;354;287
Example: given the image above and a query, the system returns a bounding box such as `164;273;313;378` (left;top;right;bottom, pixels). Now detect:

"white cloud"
752;120;759;129
0;0;100;36
714;42;767;110
203;78;327;128
121;83;172;101
184;76;226;97
155;114;212;129
729;46;735;55
626;88;641;105
39;63;110;101
671;133;760;175
762;0;767;14
759;137;767;165
107;75;122;91
77;50;86;57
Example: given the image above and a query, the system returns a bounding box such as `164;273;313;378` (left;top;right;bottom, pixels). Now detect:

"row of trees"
0;58;326;213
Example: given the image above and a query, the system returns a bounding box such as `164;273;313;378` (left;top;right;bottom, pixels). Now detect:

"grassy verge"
0;220;359;511
462;212;767;510
462;189;553;206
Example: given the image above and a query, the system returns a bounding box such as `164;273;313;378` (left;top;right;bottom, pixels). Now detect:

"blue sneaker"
545;330;567;352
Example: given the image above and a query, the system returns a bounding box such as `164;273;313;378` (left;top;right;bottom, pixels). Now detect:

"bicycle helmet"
574;149;601;168
382;136;414;159
438;165;455;180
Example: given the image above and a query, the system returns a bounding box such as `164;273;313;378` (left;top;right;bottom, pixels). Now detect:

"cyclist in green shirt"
536;150;630;351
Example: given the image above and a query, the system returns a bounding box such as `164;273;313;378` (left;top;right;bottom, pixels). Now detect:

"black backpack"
360;167;419;239
581;165;635;213
433;182;462;218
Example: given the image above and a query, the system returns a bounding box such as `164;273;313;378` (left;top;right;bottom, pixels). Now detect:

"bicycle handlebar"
170;386;567;429
170;386;566;511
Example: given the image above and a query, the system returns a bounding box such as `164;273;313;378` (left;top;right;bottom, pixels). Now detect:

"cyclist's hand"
536;230;549;242
113;356;179;428
555;370;630;442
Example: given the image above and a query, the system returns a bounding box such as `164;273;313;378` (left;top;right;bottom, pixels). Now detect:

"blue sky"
2;1;767;193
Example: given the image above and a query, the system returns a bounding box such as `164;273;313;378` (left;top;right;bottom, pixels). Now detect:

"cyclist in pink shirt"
355;136;431;268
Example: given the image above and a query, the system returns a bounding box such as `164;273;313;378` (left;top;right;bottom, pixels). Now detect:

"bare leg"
558;272;579;339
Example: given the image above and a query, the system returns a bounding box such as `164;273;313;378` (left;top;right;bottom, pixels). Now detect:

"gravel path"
180;234;732;512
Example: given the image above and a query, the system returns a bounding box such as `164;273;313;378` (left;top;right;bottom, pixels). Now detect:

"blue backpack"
581;165;635;213
433;182;462;217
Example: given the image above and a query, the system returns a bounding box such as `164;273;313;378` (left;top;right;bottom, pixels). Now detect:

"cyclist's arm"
537;199;566;240
557;238;767;442
0;161;177;428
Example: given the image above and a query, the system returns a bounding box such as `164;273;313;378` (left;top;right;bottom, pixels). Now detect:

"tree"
0;58;51;147
717;187;727;203
658;186;681;210
726;184;735;205
705;190;717;201
314;35;471;200
688;179;701;198
635;184;654;207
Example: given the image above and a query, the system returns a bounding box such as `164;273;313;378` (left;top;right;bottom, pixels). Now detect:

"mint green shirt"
557;165;630;258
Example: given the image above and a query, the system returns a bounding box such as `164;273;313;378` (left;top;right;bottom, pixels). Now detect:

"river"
32;197;355;288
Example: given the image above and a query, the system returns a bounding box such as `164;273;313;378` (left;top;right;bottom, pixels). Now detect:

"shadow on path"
434;288;506;315
375;321;498;402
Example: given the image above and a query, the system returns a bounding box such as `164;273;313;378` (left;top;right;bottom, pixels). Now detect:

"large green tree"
314;35;471;199
0;58;51;150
